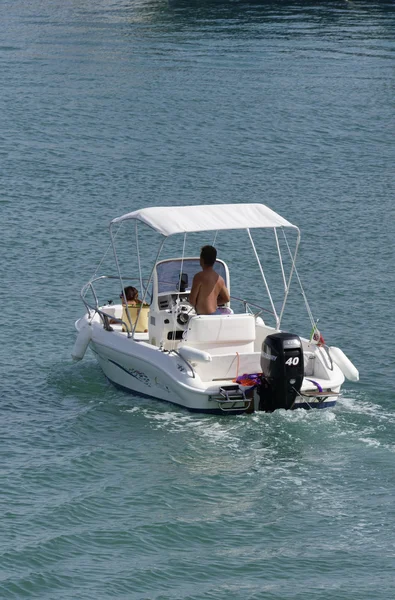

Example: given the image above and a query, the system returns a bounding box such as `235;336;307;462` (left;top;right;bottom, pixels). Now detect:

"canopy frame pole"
90;223;122;285
247;228;279;328
177;232;187;303
278;228;301;327
110;221;135;334
109;221;128;309
135;220;144;299
131;237;166;339
274;228;287;293
110;221;166;339
172;233;187;342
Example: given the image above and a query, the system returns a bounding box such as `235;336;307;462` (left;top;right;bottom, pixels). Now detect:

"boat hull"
89;345;339;414
75;317;341;414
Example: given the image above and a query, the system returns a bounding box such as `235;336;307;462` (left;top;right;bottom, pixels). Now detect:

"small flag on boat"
310;324;325;346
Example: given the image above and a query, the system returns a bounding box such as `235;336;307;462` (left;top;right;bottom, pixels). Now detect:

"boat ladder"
215;384;252;412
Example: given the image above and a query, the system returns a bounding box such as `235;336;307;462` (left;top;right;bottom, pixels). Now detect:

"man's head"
200;245;217;267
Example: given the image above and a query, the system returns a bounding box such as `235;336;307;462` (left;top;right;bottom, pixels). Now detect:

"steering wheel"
175;299;196;326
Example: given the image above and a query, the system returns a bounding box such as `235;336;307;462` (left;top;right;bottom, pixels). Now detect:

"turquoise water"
1;1;394;598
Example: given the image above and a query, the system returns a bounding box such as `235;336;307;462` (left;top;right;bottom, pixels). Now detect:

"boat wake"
123;388;395;461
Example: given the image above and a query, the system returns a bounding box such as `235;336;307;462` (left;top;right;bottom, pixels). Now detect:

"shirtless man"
189;246;230;315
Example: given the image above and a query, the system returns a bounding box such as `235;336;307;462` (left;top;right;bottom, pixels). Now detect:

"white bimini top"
111;203;297;237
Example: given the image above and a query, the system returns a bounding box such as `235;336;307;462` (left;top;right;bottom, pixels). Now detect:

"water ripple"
1;0;395;598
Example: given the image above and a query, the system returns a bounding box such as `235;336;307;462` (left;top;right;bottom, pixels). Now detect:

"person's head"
121;286;139;302
200;245;217;268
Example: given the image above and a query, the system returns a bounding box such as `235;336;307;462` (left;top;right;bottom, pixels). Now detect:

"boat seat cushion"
194;351;261;381
181;314;256;354
122;304;149;333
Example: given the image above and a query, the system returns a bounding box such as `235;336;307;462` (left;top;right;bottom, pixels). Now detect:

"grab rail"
169;350;196;378
80;277;276;336
229;295;275;318
80;276;149;337
83;304;131;336
80;275;151;336
81;275;151;303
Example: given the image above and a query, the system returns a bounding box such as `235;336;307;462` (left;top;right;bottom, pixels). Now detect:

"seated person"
111;286;149;332
189;245;231;315
120;286;141;306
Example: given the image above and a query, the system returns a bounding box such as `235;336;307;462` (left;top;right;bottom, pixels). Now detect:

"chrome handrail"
80;276;276;336
83;304;131;335
80;275;151;337
169;350;196;379
81;275;150;299
229;295;275;317
81;275;151;307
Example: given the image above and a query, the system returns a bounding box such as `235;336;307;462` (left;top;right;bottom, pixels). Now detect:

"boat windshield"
156;259;227;294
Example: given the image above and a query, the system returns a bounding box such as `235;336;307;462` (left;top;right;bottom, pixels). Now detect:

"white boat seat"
194;351;262;382
180;313;256;355
122;304;149;333
301;376;338;393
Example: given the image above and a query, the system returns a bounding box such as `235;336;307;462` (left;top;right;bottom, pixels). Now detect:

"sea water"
1;1;394;598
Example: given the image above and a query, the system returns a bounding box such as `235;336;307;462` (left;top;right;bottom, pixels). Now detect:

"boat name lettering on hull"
127;368;151;387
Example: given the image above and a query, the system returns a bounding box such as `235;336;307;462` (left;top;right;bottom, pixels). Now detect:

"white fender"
329;346;359;382
178;345;212;363
72;325;92;361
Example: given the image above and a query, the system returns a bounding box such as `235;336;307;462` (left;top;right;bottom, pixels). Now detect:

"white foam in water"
121;393;395;463
358;437;381;447
279;407;337;424
322;411;336;422
339;396;395;423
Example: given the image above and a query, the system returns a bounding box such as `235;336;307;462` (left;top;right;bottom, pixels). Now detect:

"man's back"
189;245;230;315
190;268;229;315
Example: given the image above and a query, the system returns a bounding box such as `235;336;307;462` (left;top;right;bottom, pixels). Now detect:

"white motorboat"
73;203;359;414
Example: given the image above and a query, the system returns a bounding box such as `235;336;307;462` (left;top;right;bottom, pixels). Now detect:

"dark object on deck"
177;272;189;293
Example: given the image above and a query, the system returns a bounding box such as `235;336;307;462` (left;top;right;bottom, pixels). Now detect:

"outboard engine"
259;333;304;412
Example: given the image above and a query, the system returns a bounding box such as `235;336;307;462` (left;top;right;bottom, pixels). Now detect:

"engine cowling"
259;332;304;412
